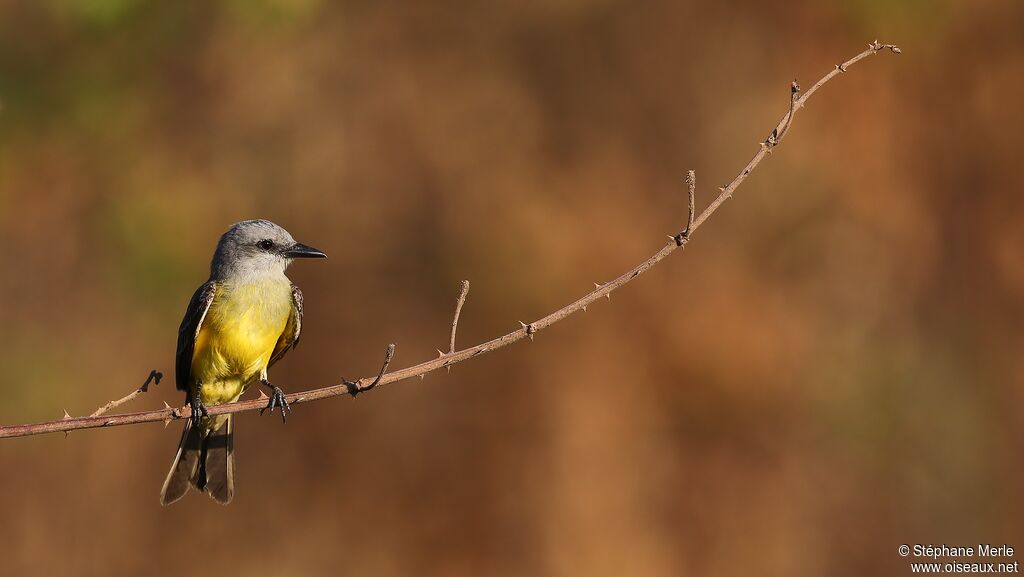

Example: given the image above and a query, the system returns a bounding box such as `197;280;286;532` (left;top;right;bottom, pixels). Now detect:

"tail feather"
159;420;203;505
198;416;234;504
159;415;235;506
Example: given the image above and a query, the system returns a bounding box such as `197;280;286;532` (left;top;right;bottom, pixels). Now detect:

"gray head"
209;219;326;280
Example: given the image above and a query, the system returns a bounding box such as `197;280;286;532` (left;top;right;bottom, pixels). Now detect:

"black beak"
283;242;327;259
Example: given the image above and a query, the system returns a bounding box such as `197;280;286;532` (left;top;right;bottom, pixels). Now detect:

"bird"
160;219;326;505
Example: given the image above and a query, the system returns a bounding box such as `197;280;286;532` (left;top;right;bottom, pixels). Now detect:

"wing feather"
269;284;303;368
175;281;218;392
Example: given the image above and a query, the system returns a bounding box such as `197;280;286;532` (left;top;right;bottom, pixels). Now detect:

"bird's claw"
189;393;209;426
259;382;290;423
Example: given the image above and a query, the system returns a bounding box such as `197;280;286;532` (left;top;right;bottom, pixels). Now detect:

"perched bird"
160;220;326;505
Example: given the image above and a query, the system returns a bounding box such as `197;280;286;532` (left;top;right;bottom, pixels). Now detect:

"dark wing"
269;284;303;368
175;281;218;392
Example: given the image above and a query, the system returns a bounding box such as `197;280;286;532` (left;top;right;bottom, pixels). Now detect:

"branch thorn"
162;401;177;427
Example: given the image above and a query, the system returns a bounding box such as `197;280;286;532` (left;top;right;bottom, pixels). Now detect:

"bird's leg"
259;379;290;423
189;390;209;426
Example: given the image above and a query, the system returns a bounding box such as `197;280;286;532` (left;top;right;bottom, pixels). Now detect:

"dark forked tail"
159;415;234;505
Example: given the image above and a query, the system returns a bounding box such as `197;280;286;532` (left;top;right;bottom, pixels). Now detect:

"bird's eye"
257;239;275;251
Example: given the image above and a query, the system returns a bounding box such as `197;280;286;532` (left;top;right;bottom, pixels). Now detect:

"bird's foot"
189;393;209;426
259;380;290;423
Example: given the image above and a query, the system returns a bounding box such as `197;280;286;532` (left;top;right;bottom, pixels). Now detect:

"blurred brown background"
1;0;1023;575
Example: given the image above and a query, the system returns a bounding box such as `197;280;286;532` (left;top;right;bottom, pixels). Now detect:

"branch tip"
141;369;162;392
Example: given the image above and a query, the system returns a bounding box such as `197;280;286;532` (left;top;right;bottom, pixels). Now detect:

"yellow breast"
191;279;293;405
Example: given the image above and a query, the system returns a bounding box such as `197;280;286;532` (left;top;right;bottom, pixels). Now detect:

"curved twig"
449;280;470;354
90;370;162;417
0;41;900;440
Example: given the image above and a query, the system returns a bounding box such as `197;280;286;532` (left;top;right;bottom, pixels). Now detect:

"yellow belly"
191;279;293;405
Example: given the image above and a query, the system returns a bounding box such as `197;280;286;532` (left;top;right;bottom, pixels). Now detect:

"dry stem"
89;370;162;417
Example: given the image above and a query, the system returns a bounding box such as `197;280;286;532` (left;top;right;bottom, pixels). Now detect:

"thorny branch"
0;41;900;440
